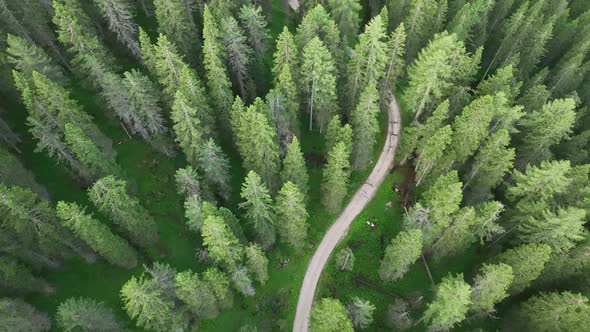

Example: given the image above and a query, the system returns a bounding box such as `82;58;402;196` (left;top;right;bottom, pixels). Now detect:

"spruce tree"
0;147;49;199
244;243;269;285
238;4;270;64
175;270;218;319
378;229;422;282
88;176;159;248
347;297;376;329
203;5;233;122
203;268;233;310
325;115;353;154
280;136;309;197
351;82;380;170
469;263;513;316
92;0;140;58
201;215;243;268
382;23;407;93
321;141;351;213
346;13;387;106
0;298;51;332
56;201;137;269
326;0;361;45
275;181;308;251
272;26;298;80
296;5;342;69
494;243;552;294
516;292;590;331
57;297;124;332
6;34;66;84
414;125;452;186
220;16;253;100
423;274;471;332
311;298;354;332
0;256;51;295
197;138;232;201
230;265;256;297
403;0;445;62
172;90;205;165
153;0;199;60
239;171;276;249
477;65;522;104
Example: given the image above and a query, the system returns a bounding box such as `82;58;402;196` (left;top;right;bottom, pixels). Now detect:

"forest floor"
293;97;402;331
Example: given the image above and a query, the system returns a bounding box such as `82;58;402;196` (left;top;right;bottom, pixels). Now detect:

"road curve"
293;96;402;331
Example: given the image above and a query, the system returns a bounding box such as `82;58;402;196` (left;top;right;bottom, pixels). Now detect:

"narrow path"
293;97;402;331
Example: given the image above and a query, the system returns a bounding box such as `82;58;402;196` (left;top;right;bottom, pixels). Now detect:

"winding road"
293;97;402;331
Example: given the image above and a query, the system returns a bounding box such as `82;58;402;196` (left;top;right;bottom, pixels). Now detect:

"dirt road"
292;97;402;331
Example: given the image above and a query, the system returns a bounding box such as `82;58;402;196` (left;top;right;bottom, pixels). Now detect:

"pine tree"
446;0;494;46
378;229;422;282
201;215;243;268
494;243;552;294
0;256;51;295
326;0;361;45
423;274;471;332
153;0;199;60
220;16;253;100
449;95;495;166
0;147;49;199
272;27;298;80
175;165;201;198
517;98;577;166
351;82;380;170
202;202;248;245
172;90;205;165
469;263;513;316
507;160;572;206
0;298;51;332
203;268;233;310
56;201;137;269
64;123;121;180
346;13;387;106
322;141;351;213
477;65;522;104
121;275;181;332
280;137;309;197
92;0;140;58
516;292;590;331
244;243;269;285
539;236;590;285
414;125;452;186
230;265;256;297
269;67;301;143
57;297;124;332
143;262;178;302
197;138;232;201
403;0;445;62
516;207;586;255
311;298;354;332
325;115;353;154
88;176;159;248
147;34;187;98
463;129;515;202
239;171;276;249
382;23;407;93
203;5;235;124
301;37;338;132
6;34;66;84
296;5;342;70
175;270;218;319
238;4;270;64
347;297;375;329
234;104;280;190
275;181;308;251
178;66;215;136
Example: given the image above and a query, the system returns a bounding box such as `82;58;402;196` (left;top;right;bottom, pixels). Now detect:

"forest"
1;0;590;331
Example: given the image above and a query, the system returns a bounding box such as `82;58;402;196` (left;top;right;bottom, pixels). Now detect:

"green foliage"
403;0;447;62
280;136;309;197
153;0;199;59
202;215;243;268
275;181;309;251
325;115;352;154
203;268;234;310
477;65;522;103
494;243;552;294
221;16;253;100
272;27;298;79
346;297;375;329
245;243;269;285
335;247;355;271
88;176;159;247
414;125;452;186
239;4;270;63
322;142;351;213
57;297;123;332
296;4;342;68
175;270;218;319
6;34;66;84
382;23;407;93
379;229;422;282
450;95;495;165
325;0;361;44
351;82;380;170
92;0;140;58
424;274;471;331
230;265;256;297
311;298;354;332
0;256;50;295
197;138;232;201
56;201;137;269
469;263;513;315
516;292;590;331
64;123;120;180
0;298;50;332
239;171;276;249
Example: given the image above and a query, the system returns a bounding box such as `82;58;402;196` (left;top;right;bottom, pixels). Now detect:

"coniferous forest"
1;0;590;331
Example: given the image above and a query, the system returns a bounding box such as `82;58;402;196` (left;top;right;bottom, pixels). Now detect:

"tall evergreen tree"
238;4;270;64
244;243;269;285
280;136;309;197
272;27;298;80
311;298;354;332
515;292;590;331
269;67;300;143
275;181;308;251
153;0;199;61
172;89;206;165
201;215;243;268
230;265;256;297
469;263;513;316
325;115;353;154
6;34;66;84
88;176;159;247
56;201;137;269
57;297;124;332
92;0;140;58
296;4;342;70
322;141;351;213
414;125;452;185
382;23;407;93
494;243;552;294
347;297;376;329
301;37;338;132
0;256;51;295
403;0;446;62
239;171;276;249
351;82;380;170
220;16;253;100
203;268;233;310
0;298;51;332
0;147;49;199
424;274;471;332
326;0;361;45
197;138;232;202
175;270;218;319
378;229;422;282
